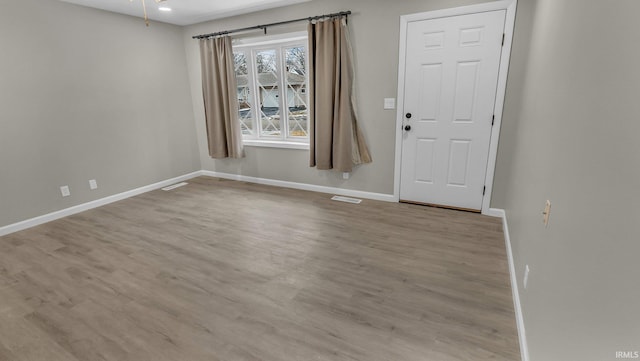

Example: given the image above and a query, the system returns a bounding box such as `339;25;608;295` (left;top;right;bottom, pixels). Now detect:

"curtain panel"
199;36;244;159
308;18;372;173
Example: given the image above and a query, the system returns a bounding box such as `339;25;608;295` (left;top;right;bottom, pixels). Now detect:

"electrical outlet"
524;265;530;289
342;172;350;180
89;179;98;190
60;186;70;197
543;200;551;226
383;98;396;110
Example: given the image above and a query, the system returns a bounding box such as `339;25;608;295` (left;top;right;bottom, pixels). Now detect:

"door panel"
419;64;442;121
415;138;436;184
453;61;480;122
447;139;471;186
400;10;506;210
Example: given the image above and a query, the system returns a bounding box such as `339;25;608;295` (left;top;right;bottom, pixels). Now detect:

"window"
233;33;309;149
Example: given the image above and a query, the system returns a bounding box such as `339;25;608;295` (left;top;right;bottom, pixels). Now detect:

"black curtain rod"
192;10;351;39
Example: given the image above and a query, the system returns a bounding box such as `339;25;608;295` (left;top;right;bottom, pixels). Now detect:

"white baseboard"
492;208;530;361
201;170;396;203
0;171;202;237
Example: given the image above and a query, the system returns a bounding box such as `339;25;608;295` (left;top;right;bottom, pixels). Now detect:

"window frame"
233;32;310;150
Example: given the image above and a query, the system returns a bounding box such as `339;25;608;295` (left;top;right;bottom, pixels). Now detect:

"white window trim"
233;32;310;149
243;140;309;150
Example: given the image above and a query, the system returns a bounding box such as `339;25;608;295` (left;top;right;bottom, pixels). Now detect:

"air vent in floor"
331;195;362;204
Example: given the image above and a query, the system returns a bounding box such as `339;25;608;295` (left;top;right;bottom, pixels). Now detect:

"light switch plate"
384;98;396;110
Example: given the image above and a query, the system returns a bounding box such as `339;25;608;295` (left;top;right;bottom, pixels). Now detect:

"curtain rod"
192;10;351;39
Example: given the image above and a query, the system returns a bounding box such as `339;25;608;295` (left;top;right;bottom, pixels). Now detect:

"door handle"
404;125;412;131
405;113;412;119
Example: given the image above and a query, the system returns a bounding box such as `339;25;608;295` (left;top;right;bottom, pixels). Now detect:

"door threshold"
400;200;481;213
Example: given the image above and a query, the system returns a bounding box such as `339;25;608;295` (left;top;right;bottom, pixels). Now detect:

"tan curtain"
199;36;244;159
308;18;371;172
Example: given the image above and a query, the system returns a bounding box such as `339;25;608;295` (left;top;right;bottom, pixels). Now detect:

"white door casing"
394;1;517;214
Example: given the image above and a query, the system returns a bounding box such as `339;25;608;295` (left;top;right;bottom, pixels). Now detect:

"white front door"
400;10;506;211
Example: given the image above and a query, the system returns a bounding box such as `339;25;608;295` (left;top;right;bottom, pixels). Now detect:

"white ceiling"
59;0;313;26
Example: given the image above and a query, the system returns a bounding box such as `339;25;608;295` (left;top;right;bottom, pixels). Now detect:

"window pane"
255;49;281;137
285;46;308;138
234;52;253;135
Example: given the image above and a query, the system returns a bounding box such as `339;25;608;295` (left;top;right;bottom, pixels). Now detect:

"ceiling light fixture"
130;0;167;27
159;7;172;12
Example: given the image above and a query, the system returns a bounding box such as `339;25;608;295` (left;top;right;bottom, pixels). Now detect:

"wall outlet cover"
89;179;98;190
543;200;551;226
60;186;70;197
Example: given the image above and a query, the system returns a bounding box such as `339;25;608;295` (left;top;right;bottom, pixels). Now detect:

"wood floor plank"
0;312;80;361
0;177;520;360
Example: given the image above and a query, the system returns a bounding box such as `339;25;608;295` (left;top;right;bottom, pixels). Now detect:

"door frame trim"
393;0;518;215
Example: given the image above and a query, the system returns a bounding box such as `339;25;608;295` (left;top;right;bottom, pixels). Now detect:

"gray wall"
493;0;640;359
0;0;200;228
4;0;638;358
183;0;494;195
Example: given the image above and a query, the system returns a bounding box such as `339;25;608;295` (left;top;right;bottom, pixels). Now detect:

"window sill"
243;140;310;150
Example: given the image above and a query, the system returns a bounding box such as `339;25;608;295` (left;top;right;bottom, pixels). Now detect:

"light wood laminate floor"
0;177;520;361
